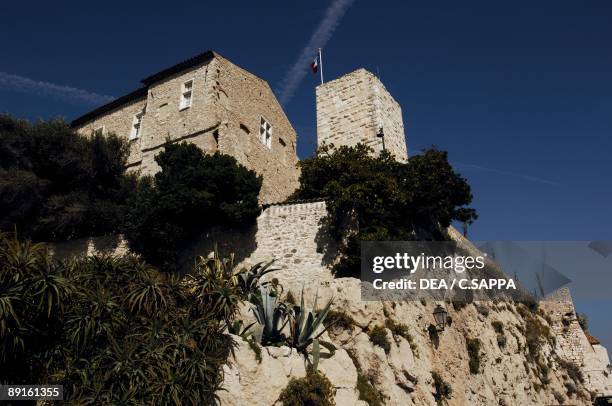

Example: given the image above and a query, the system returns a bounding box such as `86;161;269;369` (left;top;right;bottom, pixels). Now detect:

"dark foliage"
356;373;383;406
368;325;391;354
466;337;482;374
278;368;336;406
324;309;356;332
290;143;477;276
0;114;135;241
123;143;262;270
432;371;452;404
428;324;440;348
0;232;245;405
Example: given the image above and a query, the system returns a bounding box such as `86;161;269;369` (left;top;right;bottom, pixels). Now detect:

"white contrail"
276;0;356;106
0;71;114;106
455;162;562;186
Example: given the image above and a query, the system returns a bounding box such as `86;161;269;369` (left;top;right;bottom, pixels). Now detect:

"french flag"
310;56;319;73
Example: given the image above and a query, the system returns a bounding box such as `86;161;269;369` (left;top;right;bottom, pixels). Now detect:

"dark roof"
140;50;215;86
71;50;217;128
71;87;148;127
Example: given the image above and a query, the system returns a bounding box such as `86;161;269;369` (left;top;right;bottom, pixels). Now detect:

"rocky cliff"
217;200;611;405
50;200;612;405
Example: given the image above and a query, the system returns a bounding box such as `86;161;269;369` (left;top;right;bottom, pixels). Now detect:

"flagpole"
318;48;324;85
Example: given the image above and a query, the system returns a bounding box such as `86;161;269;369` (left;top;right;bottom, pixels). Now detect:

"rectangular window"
180;80;193;110
259;117;272;149
130;111;144;140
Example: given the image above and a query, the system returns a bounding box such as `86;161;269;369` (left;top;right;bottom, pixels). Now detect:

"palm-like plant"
2;233;243;404
184;250;243;322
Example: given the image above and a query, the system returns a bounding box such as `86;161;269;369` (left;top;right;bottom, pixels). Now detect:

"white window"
180;79;193;110
93;126;104;136
259;117;272;149
130;111;144;140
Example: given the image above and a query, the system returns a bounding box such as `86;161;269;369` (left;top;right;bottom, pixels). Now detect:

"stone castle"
69;51;611;404
72;51;408;203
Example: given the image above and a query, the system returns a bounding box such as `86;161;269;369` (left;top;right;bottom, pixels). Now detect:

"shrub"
577;313;588;331
290;144;477;277
491;321;504;334
428;324;440;348
558;358;584;384
385;319;418;355
385;319;409;340
475;303;489;317
278;369;335;406
0;115;135;241
552;389;564;403
368;326;391;354
497;334;507;349
524;314;551;361
564;382;577;396
356;374;383;406
324;309;356;332
124;143;262;271
466;338;482;374
432;371;452;404
247;338;262;363
451;296;469;311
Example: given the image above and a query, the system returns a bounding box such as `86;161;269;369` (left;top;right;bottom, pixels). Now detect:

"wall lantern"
433;304;448;332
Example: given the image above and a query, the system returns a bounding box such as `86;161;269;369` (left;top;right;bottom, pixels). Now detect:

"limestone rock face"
217;337;363;406
220;282;596;405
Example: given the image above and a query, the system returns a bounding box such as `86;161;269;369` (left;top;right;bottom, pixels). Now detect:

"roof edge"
71;87;148;128
140;50;216;86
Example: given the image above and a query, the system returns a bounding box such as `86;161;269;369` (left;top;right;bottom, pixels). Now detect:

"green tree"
0;114;134;240
291;143;477;276
123;142;262;271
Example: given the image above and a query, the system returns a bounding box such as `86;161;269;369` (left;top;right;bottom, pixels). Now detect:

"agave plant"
287;288;335;370
252;286;289;345
235;260;280;303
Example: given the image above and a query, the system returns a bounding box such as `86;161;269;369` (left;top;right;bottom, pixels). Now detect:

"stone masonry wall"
540;288;586;365
540;287;612;395
214;55;300;203
239;200;332;284
316;68;408;162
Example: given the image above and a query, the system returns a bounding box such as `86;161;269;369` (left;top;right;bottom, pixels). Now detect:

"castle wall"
316;69;408;162
239;200;332;285
214;56;299;203
138;60;220;174
540;287;612;396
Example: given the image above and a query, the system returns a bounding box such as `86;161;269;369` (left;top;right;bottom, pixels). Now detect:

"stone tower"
315;68;408;161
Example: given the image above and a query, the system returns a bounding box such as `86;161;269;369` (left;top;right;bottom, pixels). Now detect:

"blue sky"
1;0;611;347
